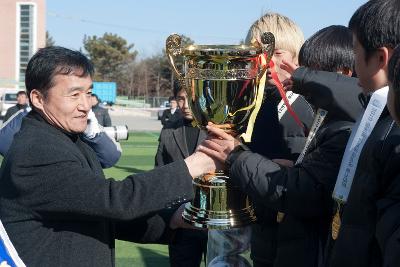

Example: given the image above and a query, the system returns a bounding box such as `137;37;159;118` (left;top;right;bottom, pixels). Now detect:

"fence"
115;96;170;108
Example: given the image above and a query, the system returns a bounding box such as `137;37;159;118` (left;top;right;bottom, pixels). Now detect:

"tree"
83;33;138;87
46;31;55;47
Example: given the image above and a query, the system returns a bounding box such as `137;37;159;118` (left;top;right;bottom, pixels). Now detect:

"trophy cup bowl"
166;33;275;229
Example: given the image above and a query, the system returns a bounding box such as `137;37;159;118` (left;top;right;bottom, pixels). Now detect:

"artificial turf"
104;131;173;266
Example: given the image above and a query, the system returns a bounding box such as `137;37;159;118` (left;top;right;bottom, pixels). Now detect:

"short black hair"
349;0;400;60
17;90;27;97
388;45;400;120
168;96;176;102
25;46;94;99
299;25;354;72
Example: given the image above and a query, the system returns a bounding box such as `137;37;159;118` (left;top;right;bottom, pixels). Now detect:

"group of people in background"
1;0;400;266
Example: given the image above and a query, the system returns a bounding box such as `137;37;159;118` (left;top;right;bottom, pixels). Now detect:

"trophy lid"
183;44;262;57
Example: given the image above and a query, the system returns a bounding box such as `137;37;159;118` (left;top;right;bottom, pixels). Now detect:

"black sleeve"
229;126;351;218
115;208;177;244
292;67;363;120
375;144;400;267
155;131;166;167
7;141;194;222
376;199;400;267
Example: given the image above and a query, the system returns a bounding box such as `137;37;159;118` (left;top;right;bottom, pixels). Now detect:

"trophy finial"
260;32;275;64
166;34;182;56
166;33;185;84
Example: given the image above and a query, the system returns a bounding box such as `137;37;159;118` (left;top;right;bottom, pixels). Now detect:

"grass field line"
143;131;160;140
122;145;158;148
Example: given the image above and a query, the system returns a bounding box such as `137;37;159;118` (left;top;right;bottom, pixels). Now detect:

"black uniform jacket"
0;110;194;267
328;108;400;267
155;125;206;166
229;68;364;267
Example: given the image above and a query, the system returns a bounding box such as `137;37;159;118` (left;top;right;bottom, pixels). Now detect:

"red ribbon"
268;59;304;129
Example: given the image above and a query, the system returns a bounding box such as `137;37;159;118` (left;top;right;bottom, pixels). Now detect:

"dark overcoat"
0;111;194;266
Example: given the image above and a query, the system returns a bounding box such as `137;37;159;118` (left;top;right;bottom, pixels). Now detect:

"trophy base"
182;175;257;229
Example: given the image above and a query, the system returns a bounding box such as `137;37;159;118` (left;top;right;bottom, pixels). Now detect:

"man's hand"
184;151;224;179
197;124;241;163
84;110;103;139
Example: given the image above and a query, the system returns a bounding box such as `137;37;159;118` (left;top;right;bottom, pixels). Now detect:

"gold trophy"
166;33;275;229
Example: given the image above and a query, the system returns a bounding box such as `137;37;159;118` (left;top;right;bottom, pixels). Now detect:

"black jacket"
155;125;206;166
0;110;194;267
229;69;363;267
249;84;314;160
247;78;315;266
92;103;112;127
328;105;400;267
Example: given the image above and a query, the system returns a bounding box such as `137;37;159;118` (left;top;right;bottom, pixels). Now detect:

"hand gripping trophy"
166;32;275;230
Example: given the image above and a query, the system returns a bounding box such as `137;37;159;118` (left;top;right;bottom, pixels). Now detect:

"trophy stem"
182;173;256;229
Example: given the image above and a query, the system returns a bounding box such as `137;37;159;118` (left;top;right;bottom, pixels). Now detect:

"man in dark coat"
161;96;183;129
91;93;112;127
3;91;28;122
155;87;208;267
0;46;219;267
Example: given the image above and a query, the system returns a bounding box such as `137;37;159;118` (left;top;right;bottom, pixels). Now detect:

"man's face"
353;34;387;94
177;90;193;120
268;49;295;85
170;99;177;109
17;94;27;105
39;74;92;133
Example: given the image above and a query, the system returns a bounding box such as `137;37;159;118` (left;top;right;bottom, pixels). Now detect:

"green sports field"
104;131;172;266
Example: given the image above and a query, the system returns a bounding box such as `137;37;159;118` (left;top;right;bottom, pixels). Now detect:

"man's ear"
376;47;391;69
341;68;353;77
30;89;45;111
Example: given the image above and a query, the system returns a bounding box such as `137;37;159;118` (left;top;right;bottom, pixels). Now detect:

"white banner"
277;91;300;121
332;86;389;203
295;108;328;165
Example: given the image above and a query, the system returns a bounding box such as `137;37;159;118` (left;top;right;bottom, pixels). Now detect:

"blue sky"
47;0;367;58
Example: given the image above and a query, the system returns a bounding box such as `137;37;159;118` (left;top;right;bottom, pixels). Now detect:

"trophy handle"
166;34;185;80
259;32;275;77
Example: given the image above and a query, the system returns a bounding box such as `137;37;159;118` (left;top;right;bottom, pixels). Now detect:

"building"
0;0;46;90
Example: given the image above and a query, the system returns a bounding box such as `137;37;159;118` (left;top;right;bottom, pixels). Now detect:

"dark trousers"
251;223;278;267
169;229;208;267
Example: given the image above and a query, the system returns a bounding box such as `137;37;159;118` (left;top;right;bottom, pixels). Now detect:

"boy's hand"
282;78;294;92
197;124;240;164
280;59;299;75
